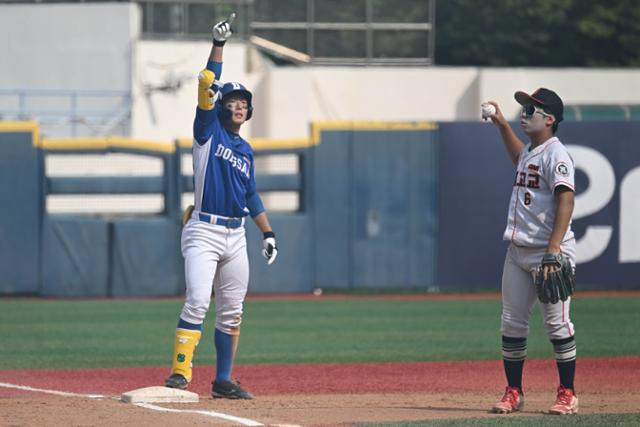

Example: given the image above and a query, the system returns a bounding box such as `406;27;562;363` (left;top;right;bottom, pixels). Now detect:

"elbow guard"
197;69;216;111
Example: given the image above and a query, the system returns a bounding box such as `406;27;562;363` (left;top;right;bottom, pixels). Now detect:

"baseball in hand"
481;103;496;119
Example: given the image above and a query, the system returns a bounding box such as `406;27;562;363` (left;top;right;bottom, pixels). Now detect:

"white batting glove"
212;13;235;45
262;231;278;265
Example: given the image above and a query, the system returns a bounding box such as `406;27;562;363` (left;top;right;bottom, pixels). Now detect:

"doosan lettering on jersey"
214;143;251;179
191;111;258;218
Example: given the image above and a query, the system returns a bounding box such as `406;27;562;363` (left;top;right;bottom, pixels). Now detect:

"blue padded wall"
0;130;41;294
41;217;110;296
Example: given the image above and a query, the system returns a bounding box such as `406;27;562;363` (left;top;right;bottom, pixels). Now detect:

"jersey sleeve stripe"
553;180;575;191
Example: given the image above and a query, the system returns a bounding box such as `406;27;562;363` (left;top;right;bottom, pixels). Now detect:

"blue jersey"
191;61;263;219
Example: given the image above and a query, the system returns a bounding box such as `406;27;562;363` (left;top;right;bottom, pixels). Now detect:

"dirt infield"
5;391;639;426
1;357;639;426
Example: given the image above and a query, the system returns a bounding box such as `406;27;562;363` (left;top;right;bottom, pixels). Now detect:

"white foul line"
0;382;265;426
0;382;107;399
135;402;263;426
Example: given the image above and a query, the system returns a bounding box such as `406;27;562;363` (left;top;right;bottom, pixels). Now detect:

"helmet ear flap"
217;101;232;121
219;110;230;121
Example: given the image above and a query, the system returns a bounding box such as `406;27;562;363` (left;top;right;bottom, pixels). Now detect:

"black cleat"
211;379;253;399
165;373;188;390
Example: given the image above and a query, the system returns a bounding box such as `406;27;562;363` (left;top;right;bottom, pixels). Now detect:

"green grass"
0;296;638;370
356;412;640;426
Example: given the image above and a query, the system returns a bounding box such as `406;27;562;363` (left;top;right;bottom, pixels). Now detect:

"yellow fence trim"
4;120;436;154
311;121;438;145
250;138;312;150
41;136;175;153
177;138;192;149
177;121;436;151
177;137;312;150
0;121;40;146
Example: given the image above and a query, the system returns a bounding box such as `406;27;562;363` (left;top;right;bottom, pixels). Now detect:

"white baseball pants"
179;217;249;335
501;239;576;340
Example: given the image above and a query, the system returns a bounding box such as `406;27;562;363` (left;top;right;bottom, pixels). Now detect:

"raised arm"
485;101;525;165
209;42;224;63
194;14;236;144
207;13;235;77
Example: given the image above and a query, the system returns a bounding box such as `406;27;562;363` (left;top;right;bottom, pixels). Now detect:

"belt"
197;212;245;229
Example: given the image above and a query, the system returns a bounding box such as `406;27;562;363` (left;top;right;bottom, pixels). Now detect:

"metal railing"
0;89;131;137
250;0;435;65
139;0;253;40
564;104;640;121
7;0;434;66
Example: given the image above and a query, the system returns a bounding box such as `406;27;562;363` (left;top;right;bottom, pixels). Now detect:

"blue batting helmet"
218;81;253;121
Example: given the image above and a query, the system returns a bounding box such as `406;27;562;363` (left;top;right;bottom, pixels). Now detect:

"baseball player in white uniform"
164;14;278;400
484;88;578;415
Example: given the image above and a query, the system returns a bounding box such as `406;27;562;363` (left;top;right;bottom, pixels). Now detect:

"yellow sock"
198;69;216;110
170;328;201;382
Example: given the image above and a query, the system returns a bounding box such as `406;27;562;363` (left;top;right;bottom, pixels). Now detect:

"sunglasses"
522;104;553;119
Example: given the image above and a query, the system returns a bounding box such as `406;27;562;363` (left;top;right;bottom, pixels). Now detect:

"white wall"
255;67;480;138
258;66;640;139
0;3;139;137
131;40;258;142
0;4;138;90
477;68;640;121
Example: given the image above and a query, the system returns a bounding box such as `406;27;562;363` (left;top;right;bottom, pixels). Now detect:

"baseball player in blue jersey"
164;13;278;400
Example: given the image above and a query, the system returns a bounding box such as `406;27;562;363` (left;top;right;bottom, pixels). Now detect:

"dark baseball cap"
514;88;564;123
